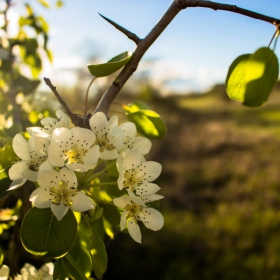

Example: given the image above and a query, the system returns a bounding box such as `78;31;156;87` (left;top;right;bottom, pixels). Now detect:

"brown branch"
98;13;141;44
181;0;280;25
43;77;90;128
94;0;280;115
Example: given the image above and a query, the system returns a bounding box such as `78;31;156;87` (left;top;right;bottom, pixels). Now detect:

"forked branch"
94;0;280;115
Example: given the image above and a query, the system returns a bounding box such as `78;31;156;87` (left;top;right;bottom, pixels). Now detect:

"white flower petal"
56;109;69;127
133;137;152;155
120;122;136;139
30;188;52;208
71;127;96;149
120;210;128;230
71;192;95;212
83;145;99;167
8;178;27;190
26;127;49;138
60;167;77;188
113;195;131;209
13;134;29;160
0;265;9;279
51;127;71;146
66;163;88;172
28;136;49;156
48;144;65;167
38;160;53;173
38;170;62;188
22;169;37;182
9;161;28;180
117;176;124;190
140;194;164;204
123;150;141;169
128;220;142;243
116;155;123;173
99;149;119;160
108;115;118;131
140;208;164;231
127;191;146;207
51;203;69;221
138;161;162;181
89;112;108;134
110;126;124;150
135;183;161;196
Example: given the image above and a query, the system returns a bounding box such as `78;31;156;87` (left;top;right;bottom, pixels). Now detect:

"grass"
104;85;280;280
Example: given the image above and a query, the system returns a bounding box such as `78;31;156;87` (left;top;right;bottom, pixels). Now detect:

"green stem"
92;182;118;187
87;161;116;182
84;77;97;116
82;213;94;235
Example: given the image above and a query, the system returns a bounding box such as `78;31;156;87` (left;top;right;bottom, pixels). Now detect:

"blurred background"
1;0;280;279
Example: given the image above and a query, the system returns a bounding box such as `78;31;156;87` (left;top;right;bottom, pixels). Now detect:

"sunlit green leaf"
125;107;167;139
0;247;3;266
88;51;132;77
90;233;107;279
99;201;120;229
124;100;150;112
226;47;279;107
68;225;92;278
54;259;69;280
61;254;88;280
21;207;77;258
0;168;13;200
1;140;17;169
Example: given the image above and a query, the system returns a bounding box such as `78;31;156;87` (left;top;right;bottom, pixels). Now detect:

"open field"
104;85;280;280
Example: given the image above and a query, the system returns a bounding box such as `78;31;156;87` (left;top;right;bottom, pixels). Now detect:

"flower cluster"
8;110;164;242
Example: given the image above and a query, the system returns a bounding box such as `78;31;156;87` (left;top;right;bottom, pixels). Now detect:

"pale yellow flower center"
65;145;87;165
96;133;114;152
50;180;77;206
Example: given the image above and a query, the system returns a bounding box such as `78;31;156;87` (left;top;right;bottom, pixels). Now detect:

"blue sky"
11;0;280;94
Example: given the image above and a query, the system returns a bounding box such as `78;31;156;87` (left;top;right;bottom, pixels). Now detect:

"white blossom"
89;112;124;160
8;134;53;190
113;191;164;243
30;168;95;221
48;127;99;172
0;265;9;280
26;110;69;139
119;122;152;157
14;262;54;280
117;150;161;196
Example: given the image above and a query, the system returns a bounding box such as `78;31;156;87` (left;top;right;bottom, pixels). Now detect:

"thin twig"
43;77;86;127
268;29;278;48
94;0;280;115
181;0;280;25
98;13;141;44
84;77;96;116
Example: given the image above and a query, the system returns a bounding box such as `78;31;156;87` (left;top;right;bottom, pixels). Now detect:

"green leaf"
68;225;92;277
1;140;17;169
124;100;150;112
53;259;69;280
226;47;279;107
125;109;167;139
99;201;120;228
61;254;88;280
0;168;13;200
87;51;132;77
90;233;108;279
21;207;77;258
